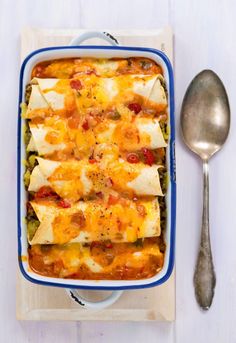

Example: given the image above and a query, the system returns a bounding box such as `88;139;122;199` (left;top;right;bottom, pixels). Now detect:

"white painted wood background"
0;0;236;342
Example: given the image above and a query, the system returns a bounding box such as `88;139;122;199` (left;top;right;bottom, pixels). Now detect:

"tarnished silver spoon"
180;70;230;310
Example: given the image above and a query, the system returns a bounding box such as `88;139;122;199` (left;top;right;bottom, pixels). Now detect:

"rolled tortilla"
25;74;167;118
27;123;67;155
29;158;98;202
25;85;49;118
25;78;71;118
34;78;66;110
29;197;160;245
132;74;167;108
28;156;163;202
101;117;167;150
27;116;167;156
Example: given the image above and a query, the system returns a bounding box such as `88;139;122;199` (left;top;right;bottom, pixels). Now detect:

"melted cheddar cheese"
24;57;168;280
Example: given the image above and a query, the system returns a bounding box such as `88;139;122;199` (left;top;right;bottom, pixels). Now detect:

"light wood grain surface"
16;26;175;323
1;0;236;342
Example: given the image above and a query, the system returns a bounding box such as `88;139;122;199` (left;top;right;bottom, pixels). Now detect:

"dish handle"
70;31;119;46
66;289;123;310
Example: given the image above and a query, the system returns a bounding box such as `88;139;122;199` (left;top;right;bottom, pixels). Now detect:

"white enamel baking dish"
17;31;176;308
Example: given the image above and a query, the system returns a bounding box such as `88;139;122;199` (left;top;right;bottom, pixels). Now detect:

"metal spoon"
180;70;230;310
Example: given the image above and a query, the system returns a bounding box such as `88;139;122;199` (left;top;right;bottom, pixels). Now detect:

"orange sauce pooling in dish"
29;237;164;280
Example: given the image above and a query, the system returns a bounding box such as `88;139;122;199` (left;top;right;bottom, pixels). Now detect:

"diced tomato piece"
35;186;58;199
108;194;119;205
89;158;97;164
128;103;142;114
58;199;71;208
141;148;156;166
105;242;113;249
82;120;89;130
70;79;82;90
126;152;140;163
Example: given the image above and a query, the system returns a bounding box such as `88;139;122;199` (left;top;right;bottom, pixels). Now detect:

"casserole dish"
17;31;176;307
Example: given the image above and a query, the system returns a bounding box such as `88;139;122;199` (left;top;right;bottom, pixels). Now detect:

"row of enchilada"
24;57;168;280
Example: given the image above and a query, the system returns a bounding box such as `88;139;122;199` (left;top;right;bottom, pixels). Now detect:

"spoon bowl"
181;69;230;309
181;70;230;160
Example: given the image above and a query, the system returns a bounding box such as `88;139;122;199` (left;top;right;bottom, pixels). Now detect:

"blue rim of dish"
17;45;176;290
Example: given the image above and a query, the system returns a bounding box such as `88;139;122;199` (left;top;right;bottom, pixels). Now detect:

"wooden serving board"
17;26;175;322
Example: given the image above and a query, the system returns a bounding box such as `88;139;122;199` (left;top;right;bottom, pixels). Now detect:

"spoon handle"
194;161;216;310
